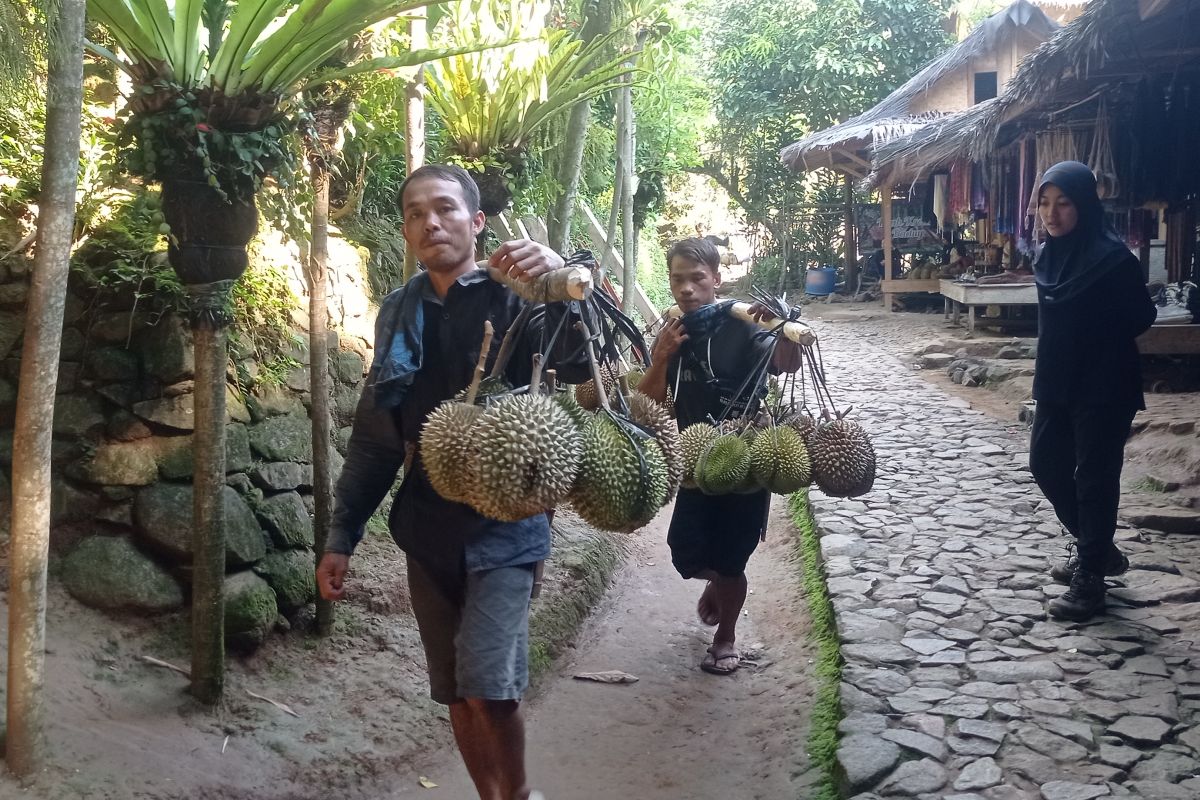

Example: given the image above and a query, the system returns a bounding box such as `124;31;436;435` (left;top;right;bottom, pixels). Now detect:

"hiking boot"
1050;542;1129;585
1048;568;1106;622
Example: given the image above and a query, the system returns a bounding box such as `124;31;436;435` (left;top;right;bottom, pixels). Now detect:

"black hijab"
1034;161;1131;306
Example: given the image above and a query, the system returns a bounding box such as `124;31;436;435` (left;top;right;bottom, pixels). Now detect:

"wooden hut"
780;0;1059;308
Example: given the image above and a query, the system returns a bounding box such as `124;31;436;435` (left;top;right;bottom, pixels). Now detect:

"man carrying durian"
315;164;583;800
639;237;802;676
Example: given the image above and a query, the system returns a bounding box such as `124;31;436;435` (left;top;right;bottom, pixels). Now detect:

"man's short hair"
667;237;720;274
399;164;481;215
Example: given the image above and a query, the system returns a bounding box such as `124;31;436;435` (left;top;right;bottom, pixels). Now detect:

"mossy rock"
156;423;252;480
253;549;316;611
224;571;278;650
133;483;266;567
255;491;314;549
70;439;160;486
248;413;312;463
61;535;183;613
85;346;139;383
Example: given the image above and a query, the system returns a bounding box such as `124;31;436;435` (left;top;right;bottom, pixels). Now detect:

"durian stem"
530;353;545;394
574;320;611;412
466;321;495;406
545;369;557;393
489;303;533;380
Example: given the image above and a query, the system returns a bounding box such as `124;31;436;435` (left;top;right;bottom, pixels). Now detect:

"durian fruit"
554;390;591;431
694;433;751;495
627;391;683;499
421;402;483;504
571;413;670;532
453;375;513;406
784;411;817;446
679;423;720;489
468;394;582;521
809;415;876;498
575;363;618;410
749;425;812;494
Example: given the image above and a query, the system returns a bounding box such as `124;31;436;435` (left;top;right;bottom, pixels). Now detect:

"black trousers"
1029;402;1136;574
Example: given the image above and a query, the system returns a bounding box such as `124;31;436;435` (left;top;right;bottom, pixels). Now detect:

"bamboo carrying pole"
665;303;817;346
6;0;86;775
485;263;594;303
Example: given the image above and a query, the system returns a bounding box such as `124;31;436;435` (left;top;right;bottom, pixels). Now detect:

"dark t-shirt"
668;315;774;429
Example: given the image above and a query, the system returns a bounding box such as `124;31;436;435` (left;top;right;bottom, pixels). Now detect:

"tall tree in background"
6;0;85;776
702;0;951;257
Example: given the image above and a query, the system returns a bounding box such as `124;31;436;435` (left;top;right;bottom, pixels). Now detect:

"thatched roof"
779;0;1059;174
968;0;1200;158
868;98;1000;187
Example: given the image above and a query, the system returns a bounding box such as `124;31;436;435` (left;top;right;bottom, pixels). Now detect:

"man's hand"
316;553;351;601
488;239;565;283
652;318;689;363
747;301;778;324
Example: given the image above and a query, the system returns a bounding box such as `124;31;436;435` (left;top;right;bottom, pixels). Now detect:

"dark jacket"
1033;251;1156;410
327;270;588;580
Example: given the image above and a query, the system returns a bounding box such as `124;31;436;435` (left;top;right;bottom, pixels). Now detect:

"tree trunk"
402;14;427;283
190;310;230;705
601;165;624;281
308;164;334;636
6;0;86;776
546;0;616;253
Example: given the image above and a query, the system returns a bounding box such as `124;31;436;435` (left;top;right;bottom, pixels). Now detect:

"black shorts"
667;488;770;579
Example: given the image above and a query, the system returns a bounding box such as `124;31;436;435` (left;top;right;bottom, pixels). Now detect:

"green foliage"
705;0;951;250
788;490;842;800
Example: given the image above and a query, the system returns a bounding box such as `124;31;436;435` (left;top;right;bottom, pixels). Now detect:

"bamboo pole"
882;184;894;313
665;303;816;345
6;0;86;775
619;69;636;313
485;263;593;302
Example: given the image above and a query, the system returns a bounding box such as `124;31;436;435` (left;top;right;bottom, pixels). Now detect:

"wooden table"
1137;324;1200;355
940;279;1038;334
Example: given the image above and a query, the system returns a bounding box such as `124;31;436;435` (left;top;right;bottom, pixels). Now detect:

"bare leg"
450;698;529;800
696;580;719;626
693;570;746;674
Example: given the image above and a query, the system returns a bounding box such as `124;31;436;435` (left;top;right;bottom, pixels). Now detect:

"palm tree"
85;0;469;704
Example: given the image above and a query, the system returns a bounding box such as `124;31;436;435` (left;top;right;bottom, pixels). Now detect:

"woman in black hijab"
1029;161;1157;622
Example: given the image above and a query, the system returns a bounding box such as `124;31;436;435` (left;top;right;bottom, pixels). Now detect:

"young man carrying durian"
639;237;802;675
316;164;585;800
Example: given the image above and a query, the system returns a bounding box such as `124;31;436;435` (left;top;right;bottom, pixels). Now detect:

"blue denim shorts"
406;555;535;705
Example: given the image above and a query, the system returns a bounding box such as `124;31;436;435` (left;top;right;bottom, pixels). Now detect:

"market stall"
940;278;1038;333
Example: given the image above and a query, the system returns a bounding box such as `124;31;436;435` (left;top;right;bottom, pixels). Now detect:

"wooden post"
844;174;858;294
618;71;636;313
881;185;894;312
308;164;335;635
6;0;86;775
402;13;427;282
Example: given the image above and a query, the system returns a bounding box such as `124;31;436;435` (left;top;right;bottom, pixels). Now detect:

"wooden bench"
939;279;1038;334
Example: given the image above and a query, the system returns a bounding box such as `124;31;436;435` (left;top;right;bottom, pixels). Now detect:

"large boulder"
334;351;365;384
70;438;160;486
52;393;106;437
249;413;313;462
224;571;278;650
85;346;139;383
137;315;192;383
51;476;102;525
133;483;267;567
253;548;317;611
61;536;183;612
0;309;25;359
255;491;314;549
247;385;305;421
156;423;252;480
251;462;305;492
133;389;251;432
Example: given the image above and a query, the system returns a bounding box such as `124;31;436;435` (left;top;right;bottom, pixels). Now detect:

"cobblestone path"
810;320;1200;800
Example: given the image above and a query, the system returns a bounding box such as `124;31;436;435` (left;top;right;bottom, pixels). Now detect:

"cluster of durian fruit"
680;410;875;499
421;361;682;533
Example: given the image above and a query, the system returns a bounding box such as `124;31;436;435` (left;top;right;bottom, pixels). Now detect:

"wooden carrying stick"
665;303;816;346
486;264;593;303
465;321;495;405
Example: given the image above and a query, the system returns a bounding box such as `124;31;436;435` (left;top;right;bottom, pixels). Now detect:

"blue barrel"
804;266;838;296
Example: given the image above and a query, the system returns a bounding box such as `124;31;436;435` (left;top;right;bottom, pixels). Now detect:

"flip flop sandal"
700;649;740;676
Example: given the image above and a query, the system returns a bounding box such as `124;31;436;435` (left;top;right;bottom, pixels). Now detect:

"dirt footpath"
392;499;820;800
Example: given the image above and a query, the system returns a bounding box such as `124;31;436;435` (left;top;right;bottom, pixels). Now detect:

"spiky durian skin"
468;395;582;521
749;426;812;495
695;434;751;495
574;363;618;411
554;391;591;431
453;376;513;405
809;418;876;498
679;423;720;489
421;402;483;503
784;412;817;447
628;391;682;500
570;414;669;532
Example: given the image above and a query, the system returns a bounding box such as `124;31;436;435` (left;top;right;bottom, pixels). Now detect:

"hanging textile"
971;161;988;215
932;174;949;235
1166;203;1197;284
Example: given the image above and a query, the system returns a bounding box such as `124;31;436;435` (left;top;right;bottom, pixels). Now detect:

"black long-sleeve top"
1033;253;1157;410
